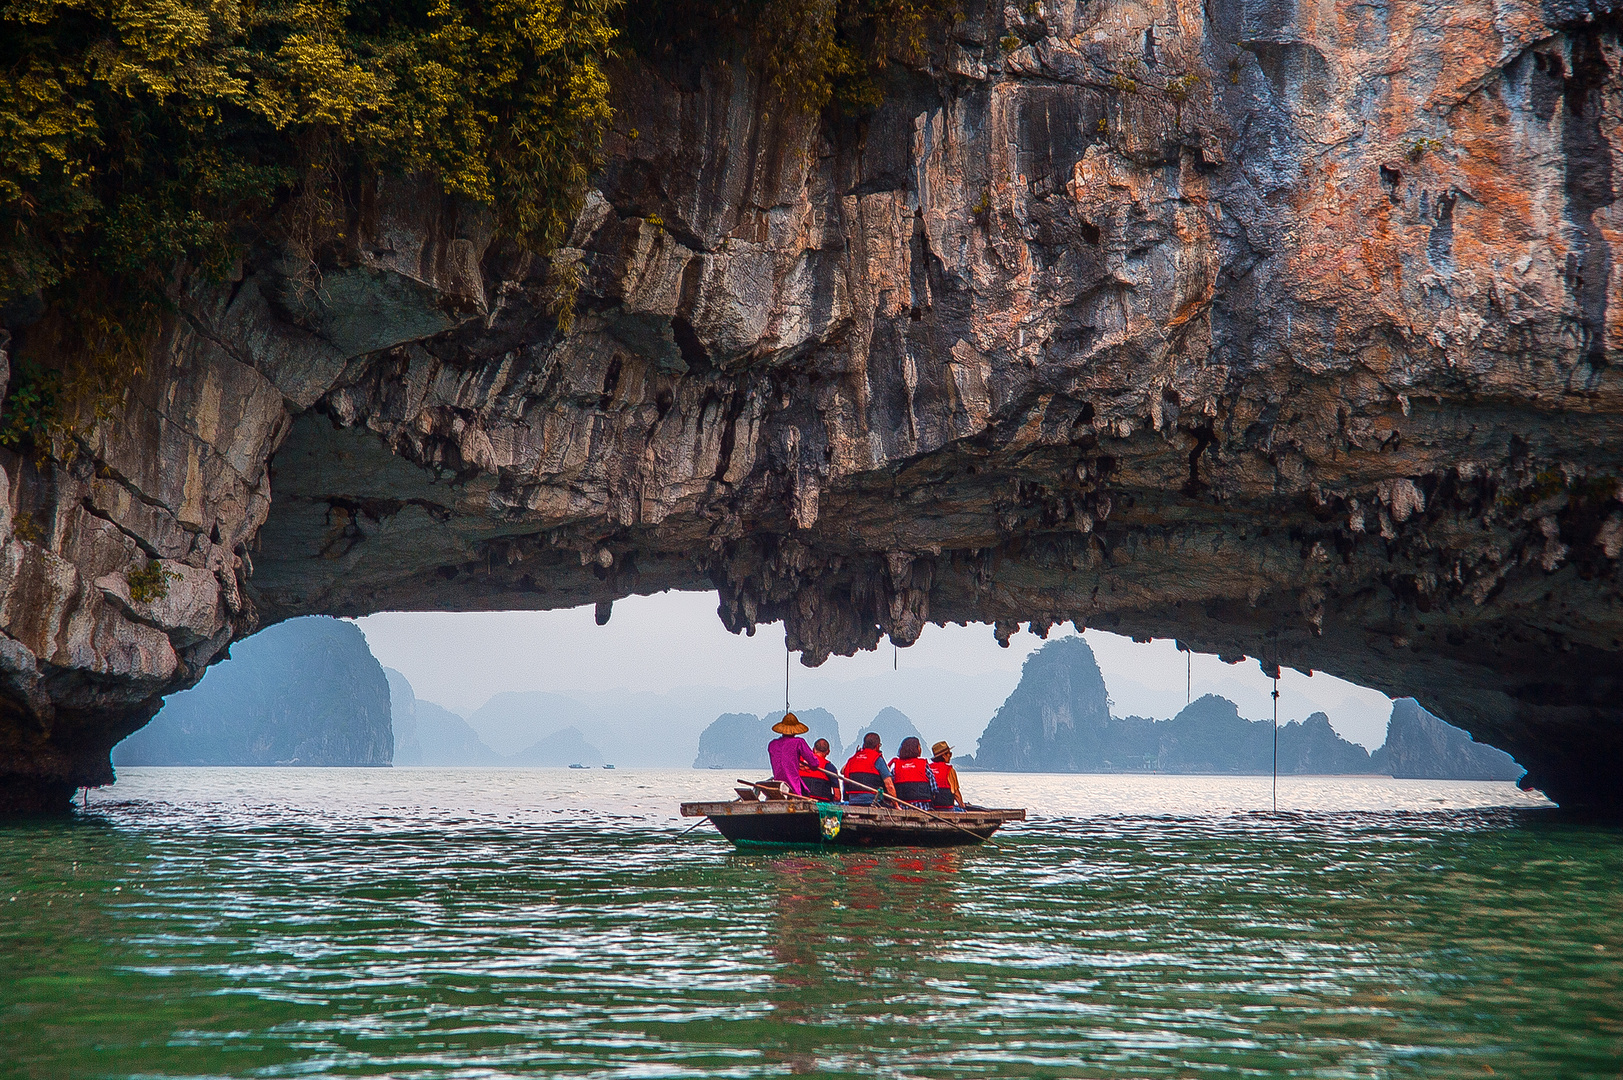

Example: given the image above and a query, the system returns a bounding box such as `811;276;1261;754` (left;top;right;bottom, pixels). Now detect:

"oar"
677;816;712;836
742;776;999;848
735;778;826;805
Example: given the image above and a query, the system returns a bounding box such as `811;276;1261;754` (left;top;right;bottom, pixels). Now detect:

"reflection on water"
1;769;1618;1079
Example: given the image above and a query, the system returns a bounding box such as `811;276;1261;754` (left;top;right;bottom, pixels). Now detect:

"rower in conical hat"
771;712;808;736
767;711;819;796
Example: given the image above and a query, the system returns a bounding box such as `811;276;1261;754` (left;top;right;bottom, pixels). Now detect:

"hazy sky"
357;590;1397;749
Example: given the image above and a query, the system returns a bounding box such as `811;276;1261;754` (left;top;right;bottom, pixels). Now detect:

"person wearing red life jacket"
889;736;938;808
842;732;896;806
800;738;837;801
929;741;965;809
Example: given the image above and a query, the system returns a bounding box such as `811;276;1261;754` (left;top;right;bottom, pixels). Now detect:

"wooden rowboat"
680;798;1024;848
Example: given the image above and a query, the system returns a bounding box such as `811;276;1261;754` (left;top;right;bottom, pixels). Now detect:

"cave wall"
2;0;1621;812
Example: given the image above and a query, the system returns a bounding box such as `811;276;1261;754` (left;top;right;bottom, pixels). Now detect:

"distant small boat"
568;763;586;769
680;797;1023;848
602;764;615;770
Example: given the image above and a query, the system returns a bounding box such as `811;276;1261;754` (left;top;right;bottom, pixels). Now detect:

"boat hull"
679;800;1023;849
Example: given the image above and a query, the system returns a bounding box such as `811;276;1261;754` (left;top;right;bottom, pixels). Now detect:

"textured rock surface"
3;0;1622;810
113;617;392;766
975;637;1114;769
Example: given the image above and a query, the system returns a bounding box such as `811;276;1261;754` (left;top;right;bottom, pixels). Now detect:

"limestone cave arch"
1;4;1620;812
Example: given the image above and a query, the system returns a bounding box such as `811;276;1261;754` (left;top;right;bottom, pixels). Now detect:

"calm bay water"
2;769;1618;1079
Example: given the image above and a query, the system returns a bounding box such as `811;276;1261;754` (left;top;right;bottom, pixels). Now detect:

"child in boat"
800;738;837;801
889;737;938;809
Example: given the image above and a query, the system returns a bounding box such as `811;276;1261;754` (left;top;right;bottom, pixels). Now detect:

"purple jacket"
768;735;822;796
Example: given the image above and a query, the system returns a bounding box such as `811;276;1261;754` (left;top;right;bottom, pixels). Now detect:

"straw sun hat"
931;741;953;758
771;712;809;736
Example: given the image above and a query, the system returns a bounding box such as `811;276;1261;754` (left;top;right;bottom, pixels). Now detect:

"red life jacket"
799;751;835;800
928;761;956;808
890;756;935;804
843;747;884;793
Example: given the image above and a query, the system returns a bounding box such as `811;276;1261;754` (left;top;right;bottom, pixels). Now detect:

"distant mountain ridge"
387;669;502;766
691;705;946;770
843;707;925;760
465;691;605;757
973;636;1521;779
423;666;1022;768
693;709;842;769
387;673;607;767
510;727;605;767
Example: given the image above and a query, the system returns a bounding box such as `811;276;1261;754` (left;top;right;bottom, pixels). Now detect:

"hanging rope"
785;638;791;713
1271;675;1280;812
1187;650;1192;705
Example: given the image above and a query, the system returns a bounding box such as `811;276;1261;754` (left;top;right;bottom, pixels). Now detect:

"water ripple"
1;769;1618;1078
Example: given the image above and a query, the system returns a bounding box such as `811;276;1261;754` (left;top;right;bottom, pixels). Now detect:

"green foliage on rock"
0;360;62;447
126;558;177;602
0;0;619;353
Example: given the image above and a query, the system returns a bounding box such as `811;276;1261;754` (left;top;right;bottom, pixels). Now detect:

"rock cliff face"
976;637;1113;769
1372;697;1525;780
112;617;392;767
3;0;1622;811
845;707;927;760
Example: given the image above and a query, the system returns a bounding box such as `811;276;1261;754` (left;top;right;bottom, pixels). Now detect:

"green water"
1;769;1619;1079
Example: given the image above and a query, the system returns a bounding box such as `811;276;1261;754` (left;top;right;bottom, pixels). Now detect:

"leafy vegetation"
1405;136;1443;162
1;0;619;436
0;359;62;447
1164;72;1199;101
126;558;177;602
10;510;43;543
0;0;963;454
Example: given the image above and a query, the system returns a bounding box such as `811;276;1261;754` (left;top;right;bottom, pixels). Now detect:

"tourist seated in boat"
929;741;965;810
767;712;822;796
800;738;837;801
890;737;939;809
842;733;897;806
